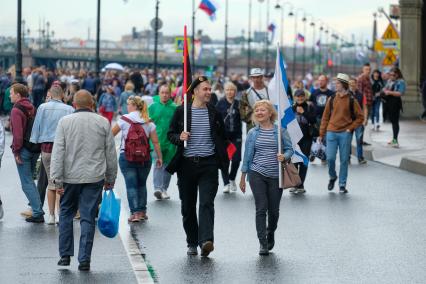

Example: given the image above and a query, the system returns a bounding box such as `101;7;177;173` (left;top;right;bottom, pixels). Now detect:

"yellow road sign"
175;37;192;53
381;23;400;40
382;49;397;66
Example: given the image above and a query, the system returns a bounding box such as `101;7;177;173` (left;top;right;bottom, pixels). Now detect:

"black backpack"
14;104;41;153
328;94;356;121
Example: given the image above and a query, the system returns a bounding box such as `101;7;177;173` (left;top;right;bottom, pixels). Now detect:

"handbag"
280;162;302;189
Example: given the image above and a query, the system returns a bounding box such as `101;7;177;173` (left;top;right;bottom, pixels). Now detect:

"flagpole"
192;0;196;71
276;43;283;188
184;26;189;148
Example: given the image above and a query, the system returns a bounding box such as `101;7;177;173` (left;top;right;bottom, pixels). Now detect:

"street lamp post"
264;0;270;74
247;0;252;75
224;0;229;77
309;17;315;75
274;2;292;56
16;0;23;82
302;13;307;76
290;8;305;80
153;0;159;78
95;0;101;77
318;21;324;72
324;26;329;74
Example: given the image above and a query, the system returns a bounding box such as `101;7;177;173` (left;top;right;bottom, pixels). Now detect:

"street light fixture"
274;1;293;54
289;7;305;80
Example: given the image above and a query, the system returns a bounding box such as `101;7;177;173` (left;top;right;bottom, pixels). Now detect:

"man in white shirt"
240;68;269;131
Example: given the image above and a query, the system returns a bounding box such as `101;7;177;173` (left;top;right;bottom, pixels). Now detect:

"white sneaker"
154;190;163;200
47;214;55;225
230;180;237;192
223;184;230;193
161;192;170;200
0;203;4;220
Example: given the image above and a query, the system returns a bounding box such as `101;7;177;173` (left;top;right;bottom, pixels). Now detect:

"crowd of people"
0;62;410;268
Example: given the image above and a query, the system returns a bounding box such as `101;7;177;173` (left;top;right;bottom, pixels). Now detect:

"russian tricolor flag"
199;0;219;21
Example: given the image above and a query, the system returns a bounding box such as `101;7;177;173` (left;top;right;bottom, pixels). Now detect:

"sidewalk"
355;119;426;176
0;127;153;283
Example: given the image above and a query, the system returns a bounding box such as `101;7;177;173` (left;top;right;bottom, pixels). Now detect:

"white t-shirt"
247;87;269;107
117;111;156;152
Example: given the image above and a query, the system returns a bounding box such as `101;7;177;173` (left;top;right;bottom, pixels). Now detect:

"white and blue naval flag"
268;45;309;165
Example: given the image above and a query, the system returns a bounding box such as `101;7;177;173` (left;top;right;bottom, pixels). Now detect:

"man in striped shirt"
167;76;228;258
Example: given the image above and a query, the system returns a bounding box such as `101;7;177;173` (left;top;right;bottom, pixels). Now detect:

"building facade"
399;0;425;117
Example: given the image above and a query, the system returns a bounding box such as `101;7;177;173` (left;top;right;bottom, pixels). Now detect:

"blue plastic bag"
98;189;121;238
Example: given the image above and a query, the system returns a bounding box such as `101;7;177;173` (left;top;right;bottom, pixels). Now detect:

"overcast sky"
0;0;397;45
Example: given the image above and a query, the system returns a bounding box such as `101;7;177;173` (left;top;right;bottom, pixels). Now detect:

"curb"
118;211;155;284
400;156;426;177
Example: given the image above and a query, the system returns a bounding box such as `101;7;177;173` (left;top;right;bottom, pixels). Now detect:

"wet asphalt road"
0;130;137;284
129;159;426;284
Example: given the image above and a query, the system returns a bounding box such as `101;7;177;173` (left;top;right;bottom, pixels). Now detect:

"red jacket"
10;98;35;155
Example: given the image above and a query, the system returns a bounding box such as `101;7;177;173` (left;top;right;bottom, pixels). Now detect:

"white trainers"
47;214;55;225
161;192;170;200
154;190;163;200
230;180;237;192
223;184;230;193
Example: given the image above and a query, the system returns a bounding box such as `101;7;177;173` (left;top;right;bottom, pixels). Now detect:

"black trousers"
177;156;218;247
221;137;242;185
37;161;48;207
388;100;400;140
296;137;312;187
248;171;283;244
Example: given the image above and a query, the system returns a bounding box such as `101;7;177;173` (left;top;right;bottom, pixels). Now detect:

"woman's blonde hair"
127;96;149;121
251;99;277;124
224;82;237;92
125;81;135;92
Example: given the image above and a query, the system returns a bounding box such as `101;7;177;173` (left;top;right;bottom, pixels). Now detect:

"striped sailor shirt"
183;107;215;157
250;127;279;178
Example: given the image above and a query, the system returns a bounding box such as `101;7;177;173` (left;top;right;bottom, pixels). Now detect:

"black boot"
57;256;70;266
267;233;275;251
259;239;269;255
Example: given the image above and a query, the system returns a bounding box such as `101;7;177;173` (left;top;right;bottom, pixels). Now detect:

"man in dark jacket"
167;76;228;258
292;90;316;194
10;83;44;223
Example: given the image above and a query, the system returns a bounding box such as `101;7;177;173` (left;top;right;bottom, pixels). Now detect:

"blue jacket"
241;124;294;173
98;93;117;112
30;99;74;143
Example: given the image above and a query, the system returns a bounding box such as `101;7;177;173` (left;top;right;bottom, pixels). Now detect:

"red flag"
182;26;192;101
227;142;237;160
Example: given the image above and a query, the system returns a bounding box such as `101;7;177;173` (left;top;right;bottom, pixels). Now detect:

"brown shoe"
136;211;148;221
128;214;139;222
20;209;32;217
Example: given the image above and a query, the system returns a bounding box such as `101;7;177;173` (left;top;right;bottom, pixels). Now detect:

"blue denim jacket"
241;124;294;173
30;99;74;143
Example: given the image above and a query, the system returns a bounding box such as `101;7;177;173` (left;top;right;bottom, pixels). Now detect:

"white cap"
249;68;264;77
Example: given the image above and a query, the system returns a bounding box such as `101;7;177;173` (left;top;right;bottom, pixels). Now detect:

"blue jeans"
153;164;172;192
354;126;364;160
15;148;44;217
371;98;381;124
119;153;151;214
326;131;352;187
59;180;103;263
